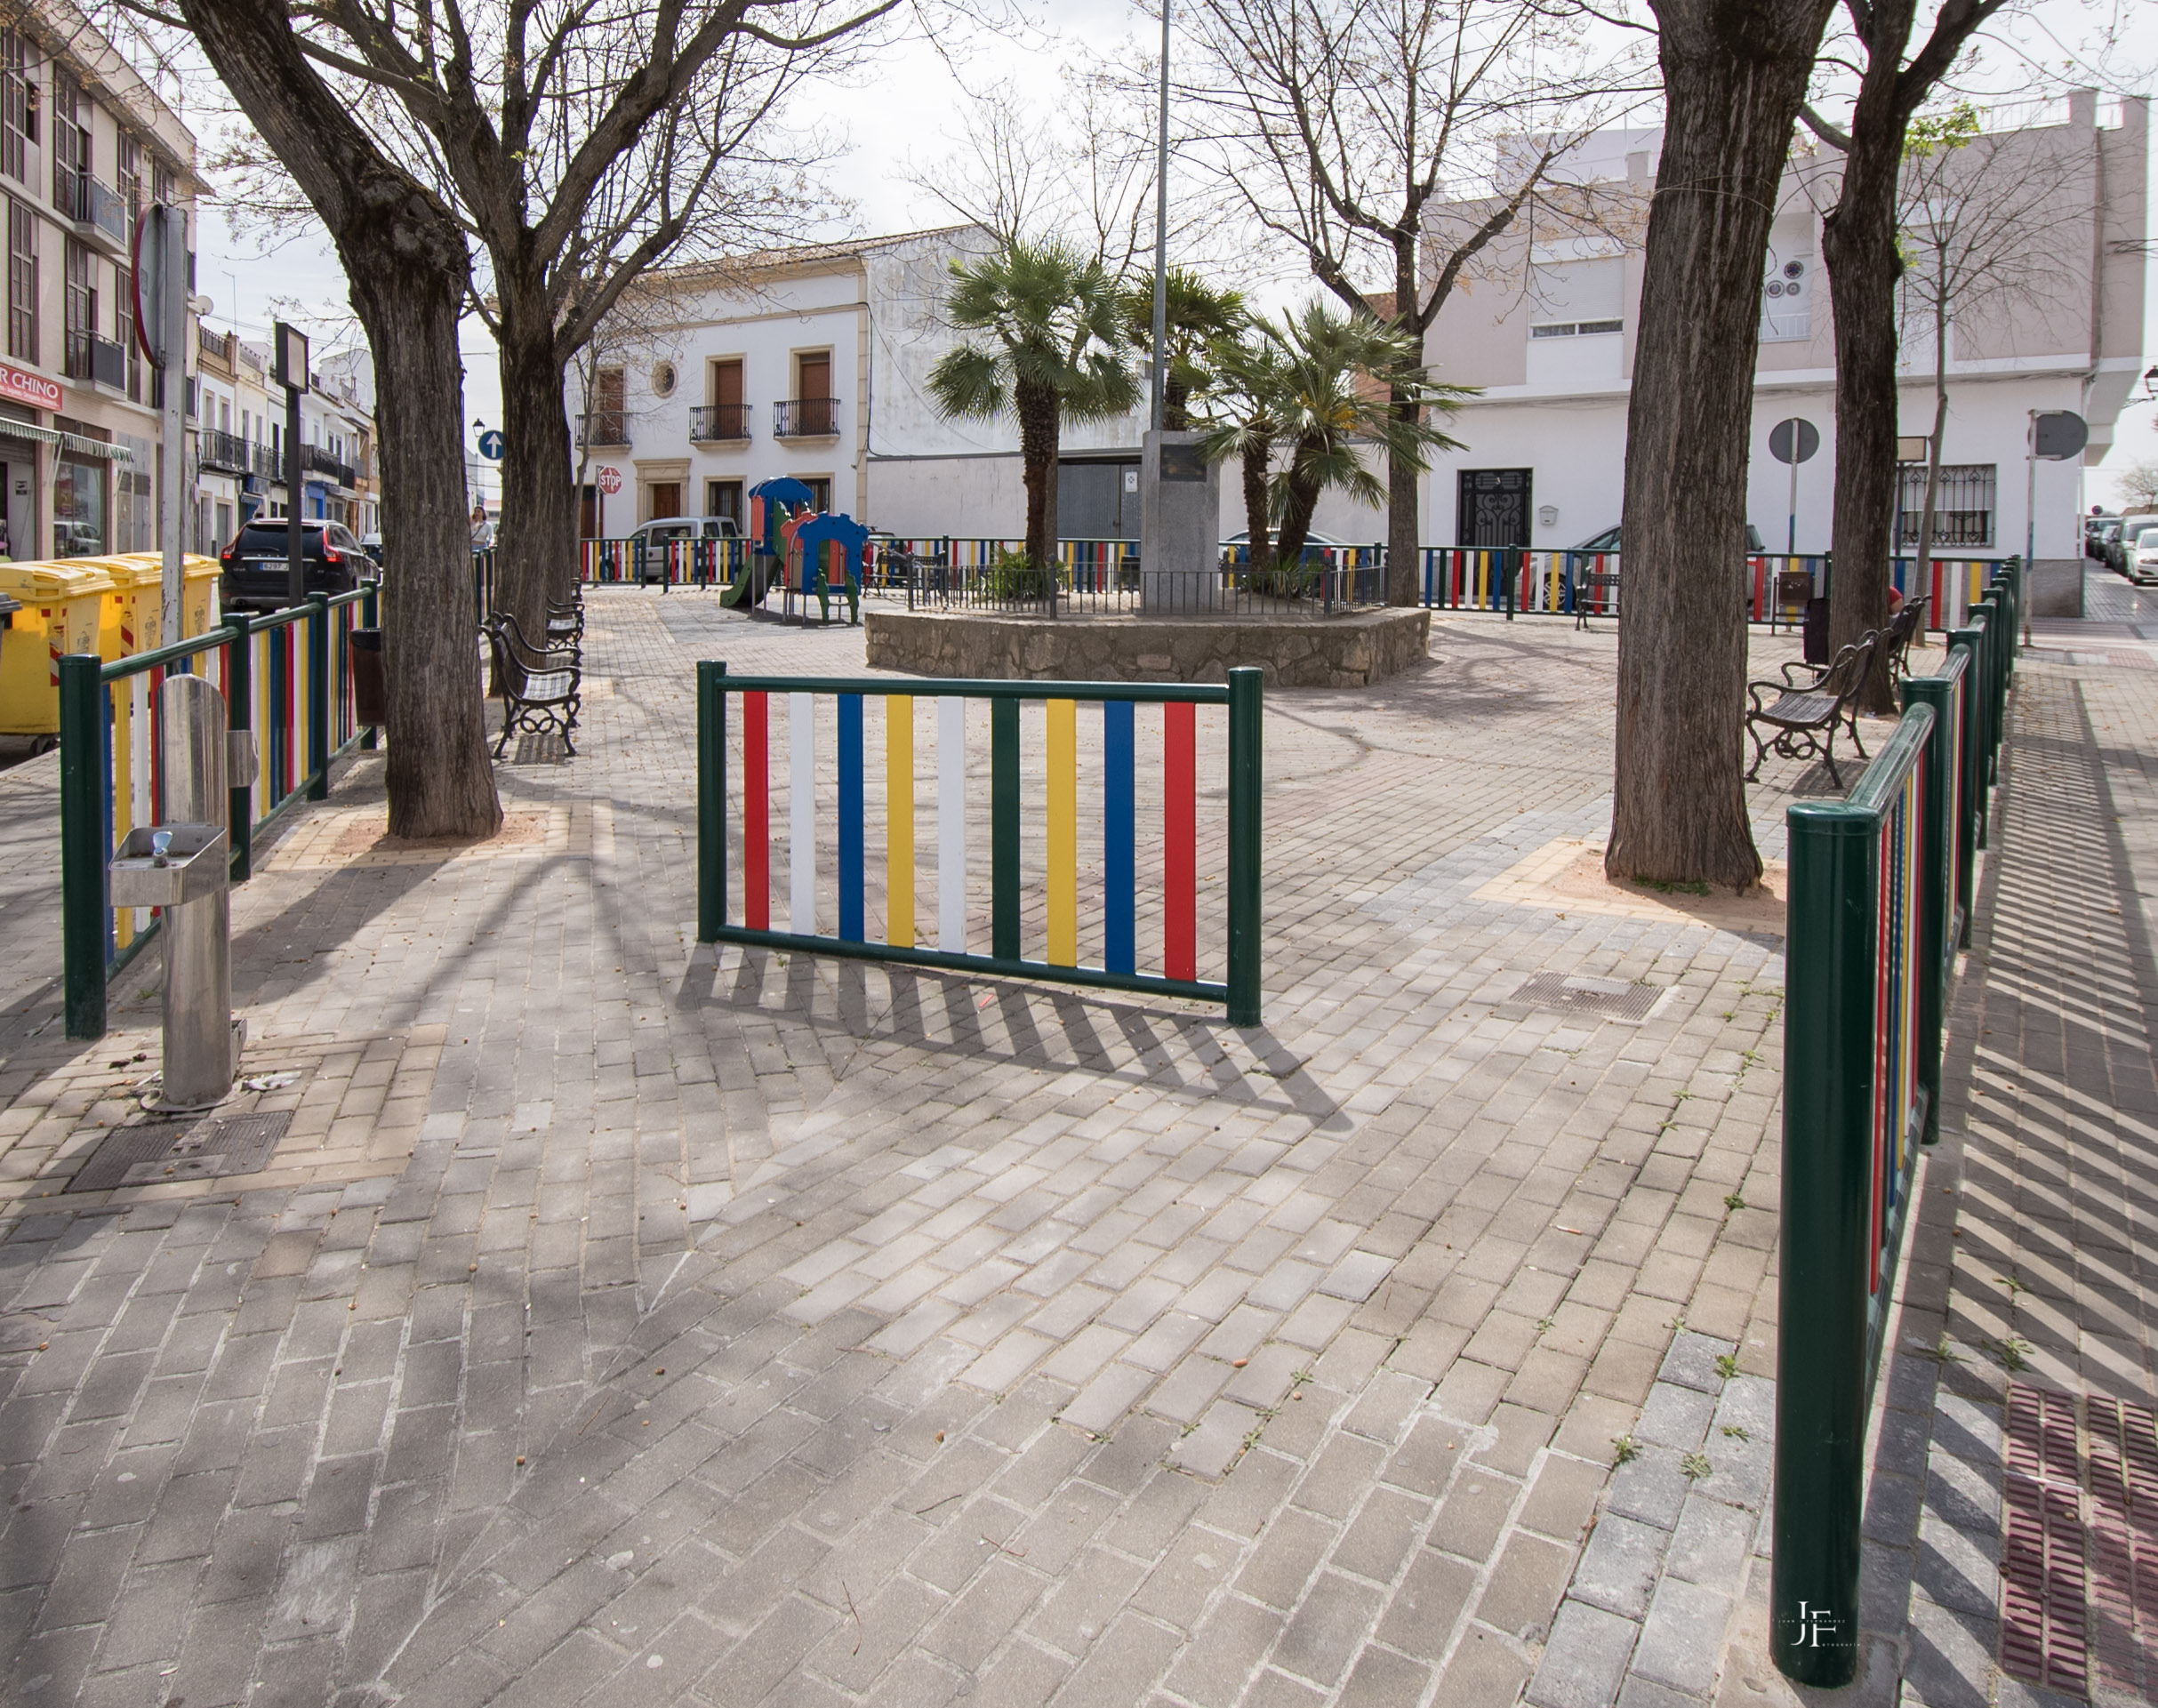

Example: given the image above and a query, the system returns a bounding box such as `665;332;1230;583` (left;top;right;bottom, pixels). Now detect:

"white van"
627;515;742;584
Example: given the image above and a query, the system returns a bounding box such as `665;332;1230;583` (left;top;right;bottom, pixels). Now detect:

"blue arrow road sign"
477;429;505;461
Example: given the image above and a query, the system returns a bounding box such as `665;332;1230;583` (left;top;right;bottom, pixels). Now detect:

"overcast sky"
187;0;2158;505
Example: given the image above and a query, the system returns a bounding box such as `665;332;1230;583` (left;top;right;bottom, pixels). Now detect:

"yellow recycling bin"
109;552;224;637
0;560;117;735
91;556;167;663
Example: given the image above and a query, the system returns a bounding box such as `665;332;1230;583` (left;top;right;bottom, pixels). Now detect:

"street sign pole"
160;208;188;646
1769;418;1820;561
276;323;309;611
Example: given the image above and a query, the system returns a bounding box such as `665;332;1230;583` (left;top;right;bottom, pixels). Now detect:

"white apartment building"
1420;93;2148;604
571;227;1387;545
0;1;201;561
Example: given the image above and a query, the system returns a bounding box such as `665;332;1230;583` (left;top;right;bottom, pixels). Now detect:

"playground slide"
719;570;756;608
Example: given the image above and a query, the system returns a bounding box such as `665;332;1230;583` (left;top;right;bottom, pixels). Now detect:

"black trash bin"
1801;597;1830;667
349;628;386;726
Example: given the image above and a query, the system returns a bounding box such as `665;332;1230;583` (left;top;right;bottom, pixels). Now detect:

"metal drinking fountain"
108;674;254;1110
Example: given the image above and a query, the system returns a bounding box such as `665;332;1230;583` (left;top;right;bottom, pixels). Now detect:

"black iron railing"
691;403;750;440
578;410;629;447
774;397;838;437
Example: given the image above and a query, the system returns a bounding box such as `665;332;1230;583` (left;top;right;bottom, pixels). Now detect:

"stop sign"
598;465;622;494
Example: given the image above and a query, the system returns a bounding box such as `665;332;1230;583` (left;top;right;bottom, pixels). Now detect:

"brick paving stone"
1534;573;2158;1708
0;593;1904;1702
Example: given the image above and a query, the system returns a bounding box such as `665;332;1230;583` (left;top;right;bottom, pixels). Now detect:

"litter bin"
0;560;116;736
109;552;225;637
349;628;385;726
1802;597;1830;667
92;556;165;662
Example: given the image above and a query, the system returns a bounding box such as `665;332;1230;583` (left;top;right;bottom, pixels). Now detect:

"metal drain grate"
1999;1383;2158;1701
1511;973;1665;1022
68;1111;294;1192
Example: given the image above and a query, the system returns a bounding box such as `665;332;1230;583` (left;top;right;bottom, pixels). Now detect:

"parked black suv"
219;519;371;613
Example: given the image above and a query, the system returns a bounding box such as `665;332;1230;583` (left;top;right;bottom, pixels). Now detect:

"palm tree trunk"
1015;378;1059;567
1243;434;1274;574
1275;438;1323;569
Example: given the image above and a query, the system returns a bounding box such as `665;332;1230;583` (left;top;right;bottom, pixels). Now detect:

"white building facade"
1419;94;2148;598
573;228;1384;545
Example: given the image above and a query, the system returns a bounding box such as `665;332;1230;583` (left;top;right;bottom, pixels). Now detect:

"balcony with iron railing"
578;410;630;448
304;443;357;488
55;169;130;256
253;443;284;480
773;397;839;438
690;403;750;442
198;428;251;473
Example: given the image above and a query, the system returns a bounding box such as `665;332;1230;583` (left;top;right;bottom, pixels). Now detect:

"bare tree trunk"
1243;435;1274;573
1608;0;1831;890
180;0;500;841
495;301;580;635
1822;1;1916;710
1016;379;1059;566
1386;403;1420;606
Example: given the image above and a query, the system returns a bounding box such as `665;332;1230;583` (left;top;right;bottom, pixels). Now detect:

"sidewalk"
0;589;2038;1706
1526;563;2158;1708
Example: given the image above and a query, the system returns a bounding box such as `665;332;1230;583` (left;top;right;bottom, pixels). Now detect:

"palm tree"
1255;302;1472;572
1199;333;1289;573
928;239;1139;568
1119;268;1247;430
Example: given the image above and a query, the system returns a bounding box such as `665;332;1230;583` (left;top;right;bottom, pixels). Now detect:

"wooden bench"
1745;630;1879;788
484;613;582;758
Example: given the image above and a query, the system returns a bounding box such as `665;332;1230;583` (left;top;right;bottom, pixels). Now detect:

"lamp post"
1150;2;1169;433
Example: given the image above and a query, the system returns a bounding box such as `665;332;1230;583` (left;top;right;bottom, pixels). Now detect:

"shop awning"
0;418;61;448
60;433;132;462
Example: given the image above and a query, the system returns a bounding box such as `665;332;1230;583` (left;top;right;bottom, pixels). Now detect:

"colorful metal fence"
1771;561;2018;1688
60;587;377;1040
696;665;1263;1022
1416;548;2016;630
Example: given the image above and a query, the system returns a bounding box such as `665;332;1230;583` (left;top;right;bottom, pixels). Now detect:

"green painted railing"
696;666;1263;1022
60;585;378;1041
1771;563;2013;1686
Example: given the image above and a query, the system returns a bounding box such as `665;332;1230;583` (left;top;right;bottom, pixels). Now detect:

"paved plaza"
0;577;2149;1705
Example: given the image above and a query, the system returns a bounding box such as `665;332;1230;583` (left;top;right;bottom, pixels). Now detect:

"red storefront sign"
0;360;60;412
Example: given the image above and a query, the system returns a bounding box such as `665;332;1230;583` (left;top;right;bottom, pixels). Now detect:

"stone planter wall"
863;608;1432;689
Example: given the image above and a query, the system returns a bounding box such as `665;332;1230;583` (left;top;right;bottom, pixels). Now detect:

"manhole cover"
1511;973;1665;1022
67;1111;294;1192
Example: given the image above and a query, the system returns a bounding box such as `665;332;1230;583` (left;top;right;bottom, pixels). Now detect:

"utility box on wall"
1141;430;1222;613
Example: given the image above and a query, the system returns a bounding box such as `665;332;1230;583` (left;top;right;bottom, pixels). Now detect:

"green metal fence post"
1771;799;1875;1687
306;593;330;800
1226;667;1264;1026
224;615;255;882
1901;672;1958;1144
698;662;726;942
991;696;1020;960
361;579;381;750
1945;626;1983;921
60;653;108;1041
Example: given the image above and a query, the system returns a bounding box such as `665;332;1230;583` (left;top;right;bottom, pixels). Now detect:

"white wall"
1423;368;2092;559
